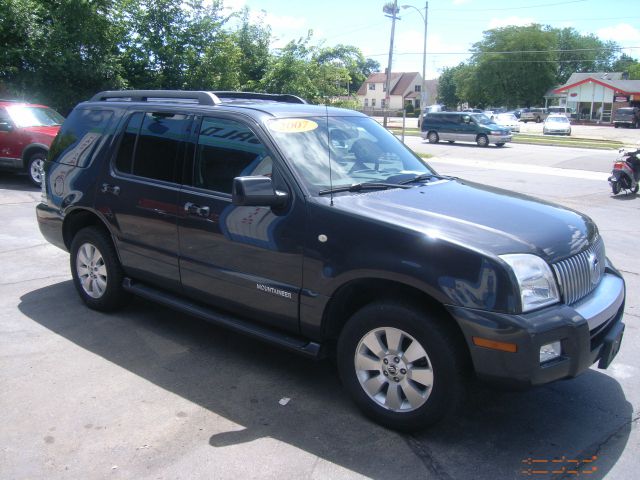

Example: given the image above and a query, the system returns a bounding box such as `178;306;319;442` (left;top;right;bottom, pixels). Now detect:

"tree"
1;0;125;112
612;53;640;74
470;25;557;107
436;66;459;107
554;27;618;83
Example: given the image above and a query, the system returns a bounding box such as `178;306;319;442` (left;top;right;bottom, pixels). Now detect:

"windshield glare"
267;116;435;194
7;106;64;128
497;114;517;122
547;116;569;123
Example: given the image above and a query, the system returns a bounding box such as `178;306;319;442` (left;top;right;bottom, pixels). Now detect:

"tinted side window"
115;112;190;183
115;112;143;173
49;109;114;167
194;117;271;194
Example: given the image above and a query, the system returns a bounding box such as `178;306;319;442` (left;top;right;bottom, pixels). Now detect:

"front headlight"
501;254;560;312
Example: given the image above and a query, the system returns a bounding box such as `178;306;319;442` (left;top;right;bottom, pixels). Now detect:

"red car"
0;100;64;186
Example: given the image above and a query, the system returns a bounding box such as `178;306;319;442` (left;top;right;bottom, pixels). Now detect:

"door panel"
178;116;304;332
95;110;191;291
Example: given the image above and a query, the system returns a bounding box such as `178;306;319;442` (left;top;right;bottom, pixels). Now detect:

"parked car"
493;113;521;133
513;108;529;119
520;108;548;123
0;100;64;186
547;106;573;118
612;107;640;129
37;90;626;431
543;114;572;135
422;111;511;147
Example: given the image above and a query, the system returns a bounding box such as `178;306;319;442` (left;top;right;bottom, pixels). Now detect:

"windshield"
547;116;569;123
470;113;493;125
496;114;517;122
6;106;64;128
267;116;435;195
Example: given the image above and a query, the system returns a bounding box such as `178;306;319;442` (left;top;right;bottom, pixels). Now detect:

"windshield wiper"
318;182;412;195
398;173;457;185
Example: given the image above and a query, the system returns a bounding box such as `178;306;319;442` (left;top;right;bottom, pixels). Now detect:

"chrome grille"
552;237;606;305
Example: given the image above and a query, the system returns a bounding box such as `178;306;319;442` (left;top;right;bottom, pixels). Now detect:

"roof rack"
211;91;308;104
90;90;221;106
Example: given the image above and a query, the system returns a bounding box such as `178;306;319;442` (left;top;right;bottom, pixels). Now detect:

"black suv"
37;90;626;431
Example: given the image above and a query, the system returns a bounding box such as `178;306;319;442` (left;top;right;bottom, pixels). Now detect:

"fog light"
540;341;562;364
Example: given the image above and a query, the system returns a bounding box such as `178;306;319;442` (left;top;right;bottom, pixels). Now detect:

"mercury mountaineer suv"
36;90;626;431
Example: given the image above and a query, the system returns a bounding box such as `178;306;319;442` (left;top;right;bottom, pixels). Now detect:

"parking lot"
1;140;639;479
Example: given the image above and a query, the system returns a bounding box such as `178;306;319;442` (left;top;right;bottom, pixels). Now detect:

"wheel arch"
62;208;113;251
21;144;49;168
322;278;471;366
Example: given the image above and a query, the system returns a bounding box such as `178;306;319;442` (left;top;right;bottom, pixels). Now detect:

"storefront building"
552;72;640;123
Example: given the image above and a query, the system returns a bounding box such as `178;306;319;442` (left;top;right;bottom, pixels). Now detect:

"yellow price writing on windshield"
268;118;318;133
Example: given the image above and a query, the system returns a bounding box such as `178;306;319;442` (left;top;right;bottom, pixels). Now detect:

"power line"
431;0;588;12
364;46;640;57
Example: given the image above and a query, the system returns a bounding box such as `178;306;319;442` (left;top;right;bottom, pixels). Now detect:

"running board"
122;278;323;359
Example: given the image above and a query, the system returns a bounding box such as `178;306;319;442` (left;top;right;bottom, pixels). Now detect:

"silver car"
543;114;571;136
494;113;520;133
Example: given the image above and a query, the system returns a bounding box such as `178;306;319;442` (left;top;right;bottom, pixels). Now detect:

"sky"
223;0;640;79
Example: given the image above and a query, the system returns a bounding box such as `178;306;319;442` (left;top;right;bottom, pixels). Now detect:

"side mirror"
232;176;289;208
0;121;13;132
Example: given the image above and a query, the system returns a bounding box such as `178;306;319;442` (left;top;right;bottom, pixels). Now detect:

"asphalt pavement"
1;141;639;479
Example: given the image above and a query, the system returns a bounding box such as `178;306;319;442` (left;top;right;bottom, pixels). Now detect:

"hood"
22;125;60;137
331;179;597;263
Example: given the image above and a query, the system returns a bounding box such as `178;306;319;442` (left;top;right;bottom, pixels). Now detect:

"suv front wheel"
337;302;465;431
70;227;129;311
27;152;46;187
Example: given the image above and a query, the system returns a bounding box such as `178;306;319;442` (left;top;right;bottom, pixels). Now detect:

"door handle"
184;202;210;218
101;183;120;196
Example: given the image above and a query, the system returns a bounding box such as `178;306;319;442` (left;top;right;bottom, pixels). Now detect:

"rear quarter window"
49;109;114;167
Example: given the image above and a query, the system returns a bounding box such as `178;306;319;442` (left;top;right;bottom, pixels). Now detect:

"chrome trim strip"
573;274;624;331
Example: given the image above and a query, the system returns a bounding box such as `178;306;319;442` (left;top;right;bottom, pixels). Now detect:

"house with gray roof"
357;72;425;111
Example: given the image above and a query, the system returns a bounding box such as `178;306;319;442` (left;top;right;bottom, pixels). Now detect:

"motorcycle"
609;147;640;195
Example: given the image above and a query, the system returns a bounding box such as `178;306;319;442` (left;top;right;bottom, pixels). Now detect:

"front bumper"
446;270;625;388
488;134;512;144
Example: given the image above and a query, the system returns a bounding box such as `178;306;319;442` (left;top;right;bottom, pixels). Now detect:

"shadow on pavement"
19;281;632;479
0;172;38;191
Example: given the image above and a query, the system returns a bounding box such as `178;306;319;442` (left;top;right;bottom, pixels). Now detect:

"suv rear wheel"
476;134;489;147
70;227;129;311
337;302;465;431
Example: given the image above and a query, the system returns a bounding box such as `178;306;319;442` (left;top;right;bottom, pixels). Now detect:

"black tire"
633;184;639;194
70;226;129;311
523;120;528;123
612;182;621;195
614;123;619;128
427;131;439;144
496;142;505;147
27;151;46;187
337;302;466;431
476;134;489;147
535;116;542;123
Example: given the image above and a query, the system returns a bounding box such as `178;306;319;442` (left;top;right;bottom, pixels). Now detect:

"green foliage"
436;65;460;107
0;1;377;111
471;25;557;107
439;24;627;109
553;27;618;83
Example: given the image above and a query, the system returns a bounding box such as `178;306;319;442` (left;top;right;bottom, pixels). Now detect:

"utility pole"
401;2;428;113
383;1;399;128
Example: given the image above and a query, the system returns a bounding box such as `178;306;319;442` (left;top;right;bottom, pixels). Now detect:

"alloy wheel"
354;327;434;412
76;242;108;298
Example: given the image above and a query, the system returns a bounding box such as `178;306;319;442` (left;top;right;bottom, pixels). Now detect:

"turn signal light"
472;337;517;353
